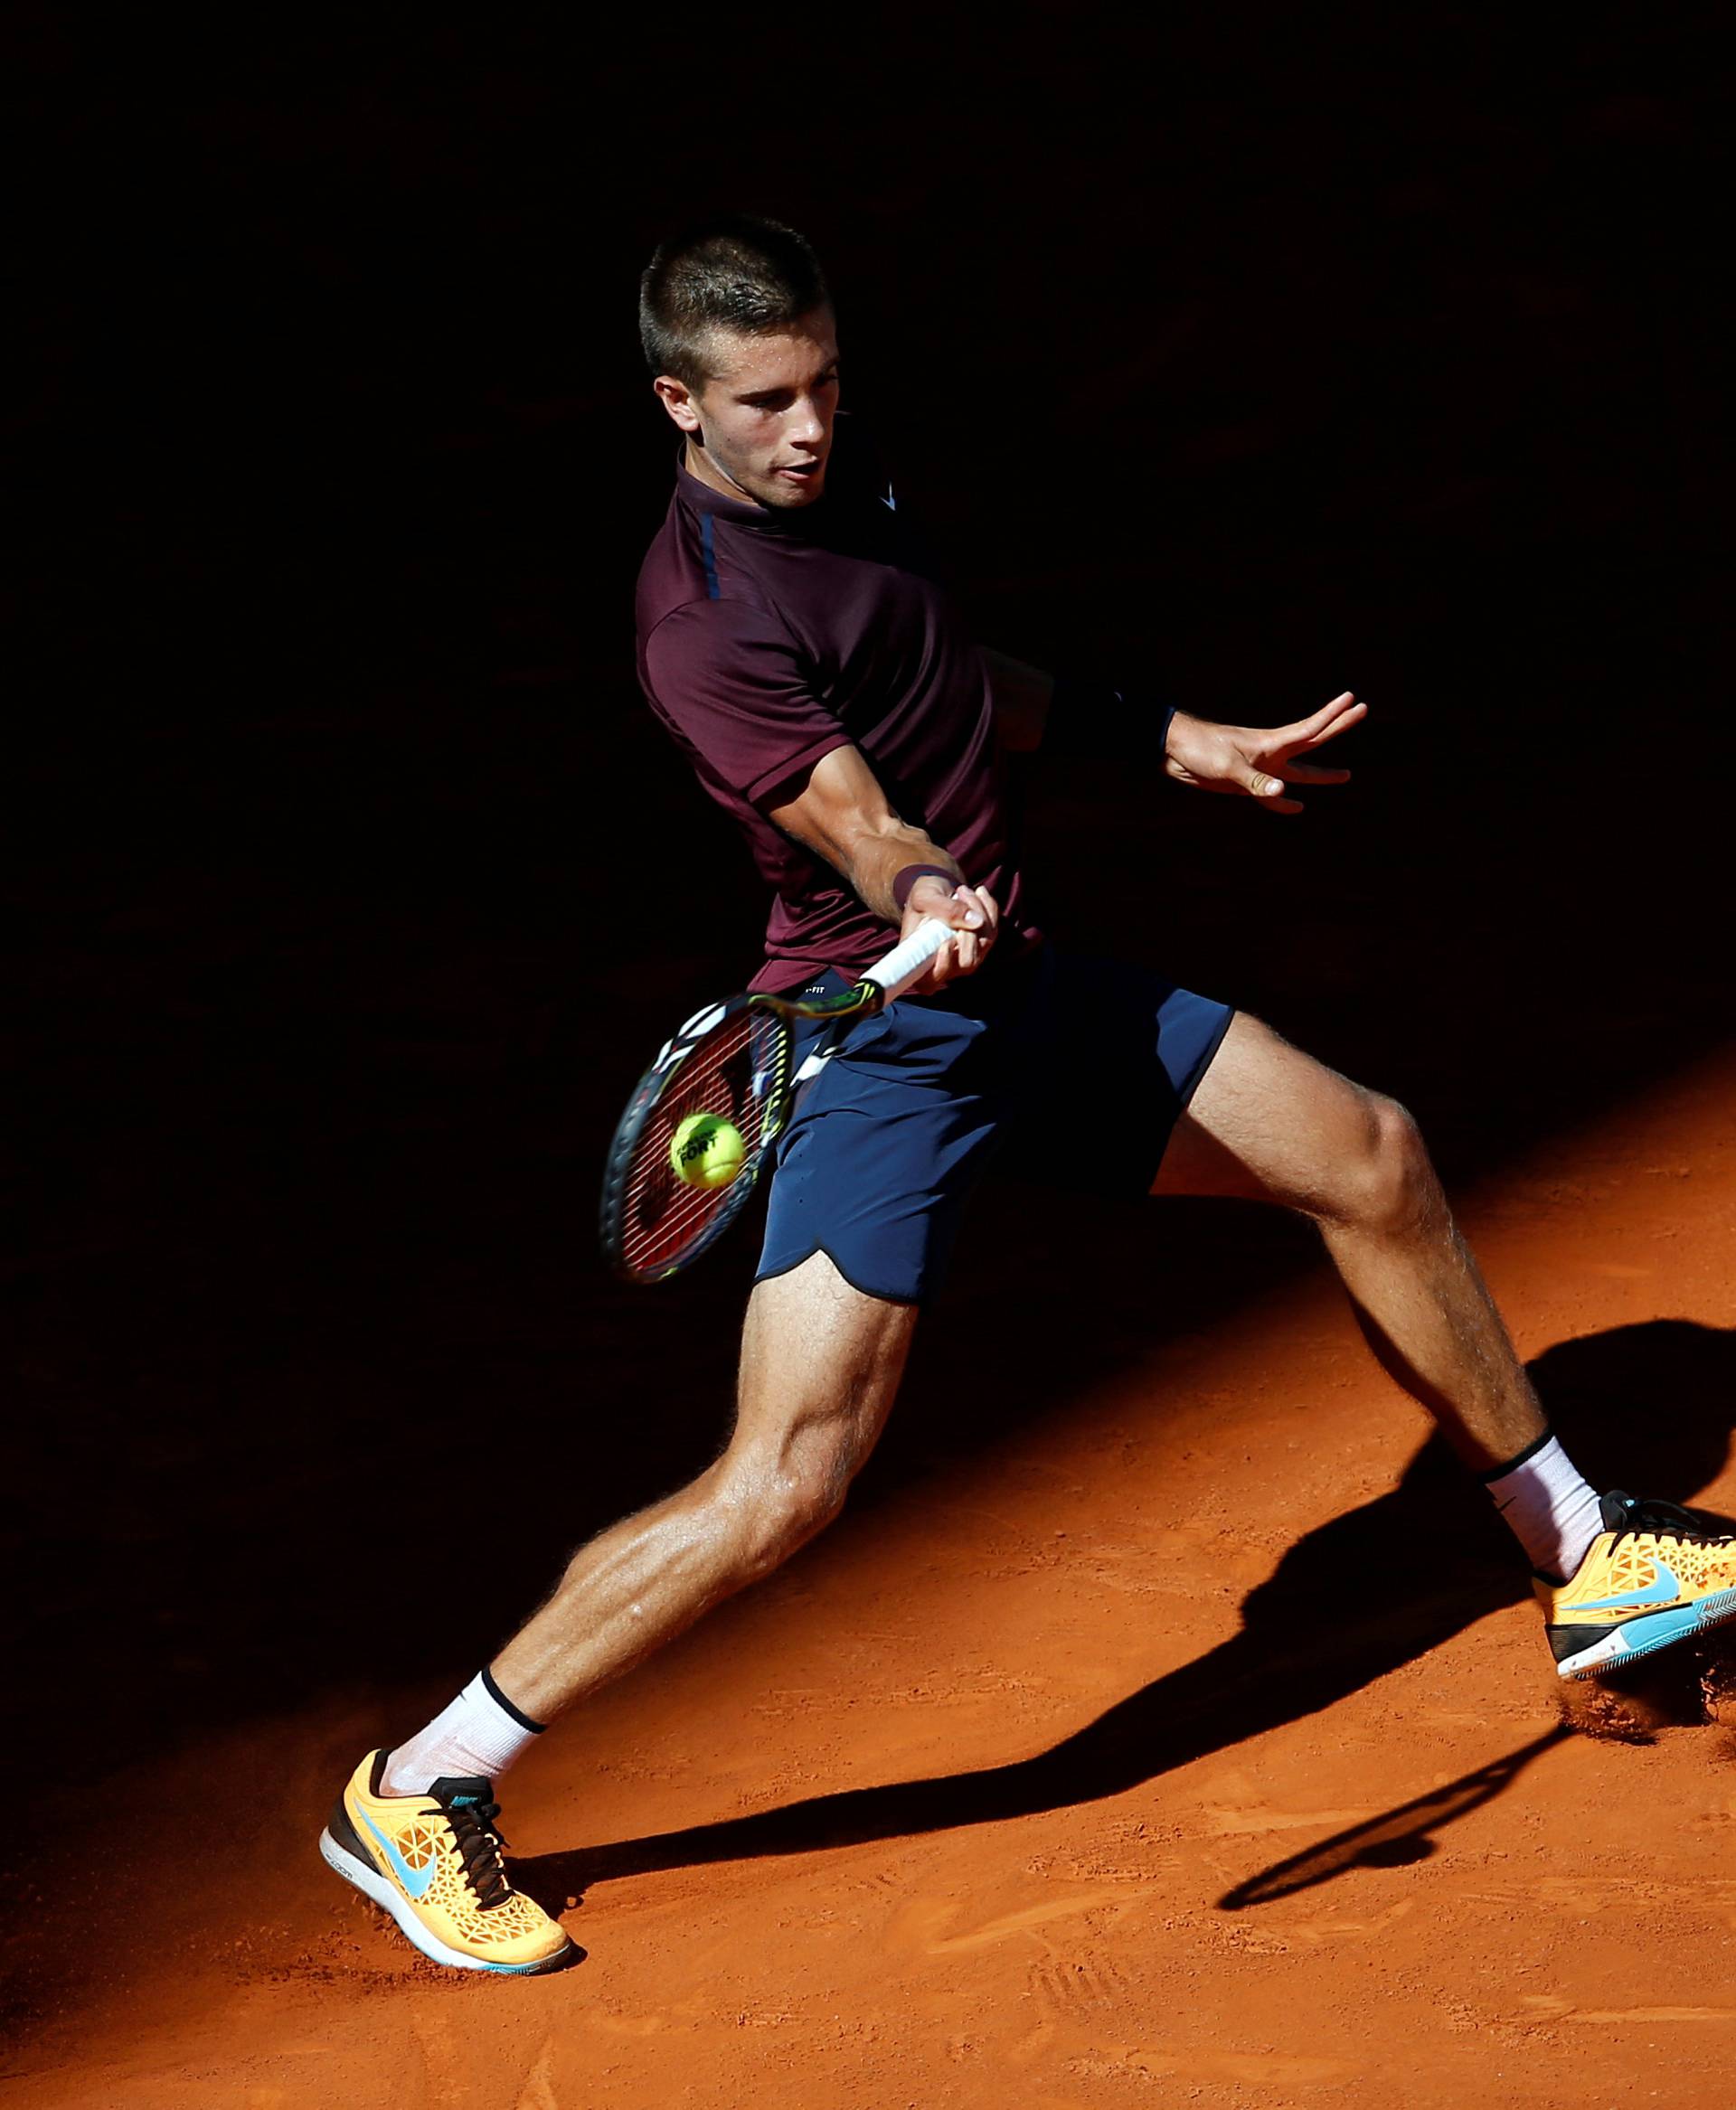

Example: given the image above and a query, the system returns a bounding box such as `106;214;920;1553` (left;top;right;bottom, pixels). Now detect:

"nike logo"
1577;1559;1684;1613
358;1803;438;1899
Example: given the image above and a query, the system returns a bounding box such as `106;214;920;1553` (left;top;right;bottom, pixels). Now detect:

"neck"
684;439;762;509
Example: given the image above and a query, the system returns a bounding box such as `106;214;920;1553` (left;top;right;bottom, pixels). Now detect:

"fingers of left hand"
1246;768;1303;812
1290;696;1366;749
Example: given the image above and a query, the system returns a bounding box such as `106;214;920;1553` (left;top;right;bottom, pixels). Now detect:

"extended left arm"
985;646;1364;814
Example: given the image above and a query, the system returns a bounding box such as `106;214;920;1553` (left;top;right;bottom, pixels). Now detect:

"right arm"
767;745;999;988
642;600;996;981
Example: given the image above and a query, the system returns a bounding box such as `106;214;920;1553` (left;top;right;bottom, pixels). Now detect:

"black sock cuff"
481;1665;546;1734
1478;1427;1555;1485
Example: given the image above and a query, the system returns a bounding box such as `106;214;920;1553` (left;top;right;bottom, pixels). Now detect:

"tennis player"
319;215;1736;1973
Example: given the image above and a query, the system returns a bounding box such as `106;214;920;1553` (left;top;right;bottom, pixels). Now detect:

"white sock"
1483;1433;1603;1583
382;1670;543;1796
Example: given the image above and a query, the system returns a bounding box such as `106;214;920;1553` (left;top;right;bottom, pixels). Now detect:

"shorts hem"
1178;1003;1237;1107
752;1240;925;1308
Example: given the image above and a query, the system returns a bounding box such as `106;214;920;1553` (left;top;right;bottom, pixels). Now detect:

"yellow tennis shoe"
1540;1492;1736;1680
319;1750;574;1973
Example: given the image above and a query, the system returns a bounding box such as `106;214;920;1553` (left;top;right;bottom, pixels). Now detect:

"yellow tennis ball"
669;1112;746;1190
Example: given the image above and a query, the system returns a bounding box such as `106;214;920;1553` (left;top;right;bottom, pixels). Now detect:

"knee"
728;1443;853;1580
1332;1091;1437;1234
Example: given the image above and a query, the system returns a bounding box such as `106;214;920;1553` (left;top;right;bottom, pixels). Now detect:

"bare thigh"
1152;1012;1392;1214
491;1249;918;1719
731;1248;920;1506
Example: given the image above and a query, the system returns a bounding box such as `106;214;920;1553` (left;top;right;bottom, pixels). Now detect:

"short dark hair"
639;213;831;387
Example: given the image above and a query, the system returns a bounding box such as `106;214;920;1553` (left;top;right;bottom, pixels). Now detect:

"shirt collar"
675;447;826;538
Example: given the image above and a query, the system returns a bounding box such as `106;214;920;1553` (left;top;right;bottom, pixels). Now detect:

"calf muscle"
490;1252;916;1723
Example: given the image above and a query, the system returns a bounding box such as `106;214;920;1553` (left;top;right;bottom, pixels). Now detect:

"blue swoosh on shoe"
1577;1559;1684;1614
358;1803;438;1900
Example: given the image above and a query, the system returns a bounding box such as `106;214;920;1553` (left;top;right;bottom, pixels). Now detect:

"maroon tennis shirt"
635;417;1034;991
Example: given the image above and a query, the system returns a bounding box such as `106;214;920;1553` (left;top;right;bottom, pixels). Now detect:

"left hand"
1164;691;1366;815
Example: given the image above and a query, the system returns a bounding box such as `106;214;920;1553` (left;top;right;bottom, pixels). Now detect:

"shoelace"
442;1797;513;1910
1604;1491;1735;1546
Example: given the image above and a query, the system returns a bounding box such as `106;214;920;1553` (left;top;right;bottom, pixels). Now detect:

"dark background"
6;13;1728;1781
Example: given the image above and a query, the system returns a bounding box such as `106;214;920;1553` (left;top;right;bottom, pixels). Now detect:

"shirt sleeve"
1042;673;1175;761
642;596;853;808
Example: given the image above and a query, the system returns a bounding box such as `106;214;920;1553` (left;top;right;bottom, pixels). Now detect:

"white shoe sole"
318;1826;572;1975
1554;1586;1736;1680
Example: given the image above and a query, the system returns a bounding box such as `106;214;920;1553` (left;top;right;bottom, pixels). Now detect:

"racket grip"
863;915;956;1003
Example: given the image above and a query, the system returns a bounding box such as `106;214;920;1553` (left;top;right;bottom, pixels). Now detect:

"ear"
654;374;703;434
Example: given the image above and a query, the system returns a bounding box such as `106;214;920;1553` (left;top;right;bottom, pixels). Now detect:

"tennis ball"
669;1112;747;1190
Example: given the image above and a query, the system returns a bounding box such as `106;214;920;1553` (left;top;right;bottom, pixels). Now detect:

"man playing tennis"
319;215;1736;1974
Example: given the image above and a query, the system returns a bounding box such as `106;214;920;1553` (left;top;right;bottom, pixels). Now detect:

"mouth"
773;460;824;484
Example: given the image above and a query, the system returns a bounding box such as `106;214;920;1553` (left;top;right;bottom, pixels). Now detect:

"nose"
788;393;828;450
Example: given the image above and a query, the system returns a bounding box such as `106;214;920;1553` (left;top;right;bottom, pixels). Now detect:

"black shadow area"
1217;1724;1571;1907
516;1322;1736;1909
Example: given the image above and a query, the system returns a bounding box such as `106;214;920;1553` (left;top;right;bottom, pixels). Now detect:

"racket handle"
863;915;957;1003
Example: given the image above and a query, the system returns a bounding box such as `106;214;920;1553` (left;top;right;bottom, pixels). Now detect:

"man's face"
655;308;840;510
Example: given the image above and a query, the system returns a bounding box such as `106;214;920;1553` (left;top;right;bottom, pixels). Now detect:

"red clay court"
8;1050;1736;2104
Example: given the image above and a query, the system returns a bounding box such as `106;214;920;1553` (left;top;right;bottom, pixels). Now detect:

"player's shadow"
516;1319;1736;1914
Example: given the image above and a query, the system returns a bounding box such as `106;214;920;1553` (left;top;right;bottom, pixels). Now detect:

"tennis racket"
599;916;958;1284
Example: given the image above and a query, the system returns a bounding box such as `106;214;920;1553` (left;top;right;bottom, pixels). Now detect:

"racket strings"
616;1010;788;1275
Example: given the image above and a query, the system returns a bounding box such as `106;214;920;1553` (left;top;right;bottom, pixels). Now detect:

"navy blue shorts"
755;942;1234;1305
